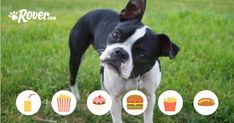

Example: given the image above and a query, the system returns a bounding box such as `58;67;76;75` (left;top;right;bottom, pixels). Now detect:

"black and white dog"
69;0;179;122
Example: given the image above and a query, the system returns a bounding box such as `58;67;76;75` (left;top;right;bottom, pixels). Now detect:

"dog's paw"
71;85;80;101
74;92;80;101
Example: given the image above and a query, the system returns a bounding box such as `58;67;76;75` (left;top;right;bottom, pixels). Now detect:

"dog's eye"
112;31;120;41
137;54;146;62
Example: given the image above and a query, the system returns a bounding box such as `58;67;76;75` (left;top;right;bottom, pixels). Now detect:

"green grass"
1;0;234;122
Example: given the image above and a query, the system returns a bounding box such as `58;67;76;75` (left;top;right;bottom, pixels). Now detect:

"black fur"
69;0;179;86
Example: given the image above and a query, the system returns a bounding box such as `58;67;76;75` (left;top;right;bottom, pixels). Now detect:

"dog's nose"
112;47;129;61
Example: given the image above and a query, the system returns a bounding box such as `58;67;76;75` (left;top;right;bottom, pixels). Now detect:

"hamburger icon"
123;90;147;115
127;95;143;110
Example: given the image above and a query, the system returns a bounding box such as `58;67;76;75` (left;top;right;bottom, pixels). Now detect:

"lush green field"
1;0;234;122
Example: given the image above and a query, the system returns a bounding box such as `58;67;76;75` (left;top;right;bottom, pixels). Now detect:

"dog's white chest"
102;61;161;97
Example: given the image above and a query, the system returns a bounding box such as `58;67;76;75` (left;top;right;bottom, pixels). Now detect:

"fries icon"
164;97;177;111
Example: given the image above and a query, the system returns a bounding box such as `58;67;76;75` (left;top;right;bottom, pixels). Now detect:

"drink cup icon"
24;94;35;112
24;100;31;112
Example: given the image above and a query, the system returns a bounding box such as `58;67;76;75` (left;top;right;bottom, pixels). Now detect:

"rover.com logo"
8;9;56;23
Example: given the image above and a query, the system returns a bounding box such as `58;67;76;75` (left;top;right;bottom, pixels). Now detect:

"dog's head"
100;0;180;79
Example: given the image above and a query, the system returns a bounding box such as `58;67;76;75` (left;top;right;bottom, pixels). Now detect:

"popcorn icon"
57;94;71;112
51;90;77;115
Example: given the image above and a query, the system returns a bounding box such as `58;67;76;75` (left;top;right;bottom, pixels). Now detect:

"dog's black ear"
158;34;180;59
120;0;146;21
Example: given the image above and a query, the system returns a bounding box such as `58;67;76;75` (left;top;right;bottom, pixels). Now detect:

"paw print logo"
9;11;18;21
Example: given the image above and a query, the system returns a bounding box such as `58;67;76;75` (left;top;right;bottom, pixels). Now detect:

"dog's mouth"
101;59;131;80
101;59;121;75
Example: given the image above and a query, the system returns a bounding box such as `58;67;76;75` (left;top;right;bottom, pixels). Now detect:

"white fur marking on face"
100;26;148;79
124;26;148;47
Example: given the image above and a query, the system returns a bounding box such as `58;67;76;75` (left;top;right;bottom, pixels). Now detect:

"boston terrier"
69;0;179;122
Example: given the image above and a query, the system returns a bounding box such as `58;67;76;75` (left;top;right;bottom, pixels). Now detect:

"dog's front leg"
143;93;155;123
103;67;125;123
110;96;122;123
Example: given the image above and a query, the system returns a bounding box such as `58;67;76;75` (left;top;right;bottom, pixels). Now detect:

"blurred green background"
1;0;234;122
